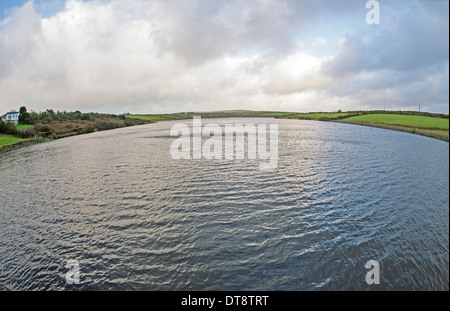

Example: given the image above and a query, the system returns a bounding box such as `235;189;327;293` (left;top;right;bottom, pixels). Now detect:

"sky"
0;0;448;114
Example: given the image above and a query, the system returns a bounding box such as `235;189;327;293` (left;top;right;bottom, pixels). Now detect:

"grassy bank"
342;113;449;128
0;135;23;147
337;113;449;141
0;137;51;154
0;110;154;154
270;110;448;141
281;112;356;120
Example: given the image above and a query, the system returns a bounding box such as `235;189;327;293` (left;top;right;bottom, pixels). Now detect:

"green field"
340;114;449;139
127;115;174;121
16;124;34;130
343;114;449;129
0;135;23;147
284;112;355;120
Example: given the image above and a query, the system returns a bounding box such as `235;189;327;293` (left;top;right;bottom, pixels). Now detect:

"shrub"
124;119;135;127
0;120;19;136
34;123;54;134
79;125;95;134
95;120;117;131
80;113;92;121
19;127;36;138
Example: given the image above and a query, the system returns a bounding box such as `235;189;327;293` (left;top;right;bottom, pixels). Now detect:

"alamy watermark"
170;117;278;171
365;260;380;285
65;260;80;285
366;0;380;25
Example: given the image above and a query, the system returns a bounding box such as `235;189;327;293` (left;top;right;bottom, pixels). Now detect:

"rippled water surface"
0;118;449;290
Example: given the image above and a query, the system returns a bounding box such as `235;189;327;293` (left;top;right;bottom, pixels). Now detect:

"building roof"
5;112;19;115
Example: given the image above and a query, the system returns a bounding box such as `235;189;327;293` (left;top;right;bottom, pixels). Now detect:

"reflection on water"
0;118;448;290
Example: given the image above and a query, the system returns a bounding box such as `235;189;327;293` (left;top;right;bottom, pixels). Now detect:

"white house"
2;112;20;124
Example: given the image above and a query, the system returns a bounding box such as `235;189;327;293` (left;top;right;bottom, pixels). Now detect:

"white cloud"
260;52;334;95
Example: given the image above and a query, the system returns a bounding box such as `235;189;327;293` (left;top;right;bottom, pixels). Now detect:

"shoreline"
0;121;155;155
151;115;449;142
1;116;448;155
0;137;52;154
332;120;449;142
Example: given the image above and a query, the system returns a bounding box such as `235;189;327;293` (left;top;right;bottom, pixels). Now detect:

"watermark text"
366;0;380;24
170;117;278;171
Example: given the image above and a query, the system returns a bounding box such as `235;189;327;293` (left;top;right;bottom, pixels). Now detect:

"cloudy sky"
0;0;448;114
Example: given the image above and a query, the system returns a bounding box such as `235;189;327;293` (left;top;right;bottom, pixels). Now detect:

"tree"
19;106;31;125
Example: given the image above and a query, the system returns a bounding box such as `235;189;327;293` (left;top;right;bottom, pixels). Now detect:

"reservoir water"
0;118;448;290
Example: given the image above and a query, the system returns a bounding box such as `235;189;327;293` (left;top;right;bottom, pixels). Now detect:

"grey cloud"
319;0;449;113
323;1;449;76
142;0;367;65
324;64;449;112
147;0;296;65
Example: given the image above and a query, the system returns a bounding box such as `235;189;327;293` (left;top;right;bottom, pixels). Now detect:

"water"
0;118;448;291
